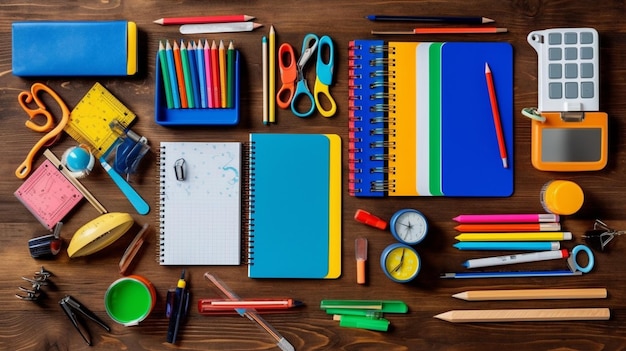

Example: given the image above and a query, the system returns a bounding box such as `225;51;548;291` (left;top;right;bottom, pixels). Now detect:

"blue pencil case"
12;20;138;77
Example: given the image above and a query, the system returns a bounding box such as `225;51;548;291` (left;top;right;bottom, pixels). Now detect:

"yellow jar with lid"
540;180;584;215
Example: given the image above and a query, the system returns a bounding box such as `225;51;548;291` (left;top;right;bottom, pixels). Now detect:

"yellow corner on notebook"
325;134;342;278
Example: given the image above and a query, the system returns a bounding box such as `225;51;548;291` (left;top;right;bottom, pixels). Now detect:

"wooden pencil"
452;288;608;301
434;308;610;323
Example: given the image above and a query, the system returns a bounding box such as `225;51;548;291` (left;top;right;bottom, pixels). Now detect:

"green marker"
320;300;408;313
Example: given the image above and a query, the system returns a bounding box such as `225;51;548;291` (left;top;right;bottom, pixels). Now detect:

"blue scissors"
313;35;336;117
277;34;319;117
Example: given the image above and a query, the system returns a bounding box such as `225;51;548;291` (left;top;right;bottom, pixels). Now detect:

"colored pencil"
455;232;573;242
187;41;201;108
462;249;568;269
434;308;610;323
372;27;507;35
453;214;560;224
454;223;561;232
269;25;276;123
180;22;263;34
204;40;214;108
196;40;207;108
172;41;188;108
180;41;194;108
453;241;560;251
366;15;495;24
452;288;608;301
158;41;174;108
219;40;227;108
154;14;255;26
262;36;268;125
227;41;235;108
485;62;507;168
165;41;181;108
210;40;221;108
441;270;582;279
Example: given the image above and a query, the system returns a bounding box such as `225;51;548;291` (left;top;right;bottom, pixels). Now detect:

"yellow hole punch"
68;212;134;258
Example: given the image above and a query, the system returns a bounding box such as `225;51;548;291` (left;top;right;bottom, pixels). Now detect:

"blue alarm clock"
389;209;428;245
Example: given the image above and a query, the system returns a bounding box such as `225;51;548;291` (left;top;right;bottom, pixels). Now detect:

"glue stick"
540;180;584;216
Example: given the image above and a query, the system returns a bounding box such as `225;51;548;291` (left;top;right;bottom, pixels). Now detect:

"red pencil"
210;40;221;107
153;14;254;26
454;223;562;232
485;62;508;168
372;27;507;35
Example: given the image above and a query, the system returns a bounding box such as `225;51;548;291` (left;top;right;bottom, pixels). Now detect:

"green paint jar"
105;275;156;326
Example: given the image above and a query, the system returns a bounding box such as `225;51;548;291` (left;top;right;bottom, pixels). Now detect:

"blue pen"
453;241;561;251
166;269;189;344
441;270;583;279
165;41;181;108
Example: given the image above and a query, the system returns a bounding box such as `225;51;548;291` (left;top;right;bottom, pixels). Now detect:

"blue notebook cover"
440;42;514;196
248;133;341;279
12;20;137;76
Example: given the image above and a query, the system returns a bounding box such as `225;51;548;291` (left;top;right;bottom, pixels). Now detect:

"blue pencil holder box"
154;50;240;126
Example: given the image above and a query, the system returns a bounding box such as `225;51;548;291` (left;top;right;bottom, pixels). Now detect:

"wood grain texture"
2;0;626;350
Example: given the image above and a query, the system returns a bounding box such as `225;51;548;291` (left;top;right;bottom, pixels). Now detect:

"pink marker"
453;214;559;224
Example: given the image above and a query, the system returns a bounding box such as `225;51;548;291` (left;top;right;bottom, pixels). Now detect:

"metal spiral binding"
243;141;255;266
348;40;391;196
156;145;167;263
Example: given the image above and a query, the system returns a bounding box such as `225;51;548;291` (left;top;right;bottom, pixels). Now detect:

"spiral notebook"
248;133;341;279
158;141;241;265
348;40;514;197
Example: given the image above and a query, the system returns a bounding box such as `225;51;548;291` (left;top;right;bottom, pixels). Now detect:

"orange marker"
454;223;561;232
355;237;368;285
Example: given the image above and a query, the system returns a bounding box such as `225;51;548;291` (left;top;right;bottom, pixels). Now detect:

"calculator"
527;28;599;112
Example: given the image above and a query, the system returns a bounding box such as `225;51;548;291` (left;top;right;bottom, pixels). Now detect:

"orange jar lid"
542;180;584;215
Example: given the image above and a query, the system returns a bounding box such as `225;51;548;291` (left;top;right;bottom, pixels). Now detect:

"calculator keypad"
528;28;599;112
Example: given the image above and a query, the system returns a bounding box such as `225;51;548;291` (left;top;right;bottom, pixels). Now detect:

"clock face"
381;243;420;283
392;209;428;245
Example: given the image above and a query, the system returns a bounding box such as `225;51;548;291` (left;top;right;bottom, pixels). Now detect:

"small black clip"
174;158;186;181
583;219;626;251
59;295;111;346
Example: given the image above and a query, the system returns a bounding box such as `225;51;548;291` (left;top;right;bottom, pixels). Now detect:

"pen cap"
335;315;390;332
540;180;584;215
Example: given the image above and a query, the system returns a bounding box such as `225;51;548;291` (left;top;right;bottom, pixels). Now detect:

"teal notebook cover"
248;133;341;279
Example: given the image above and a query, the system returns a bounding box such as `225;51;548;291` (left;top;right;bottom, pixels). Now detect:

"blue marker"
453;241;560;251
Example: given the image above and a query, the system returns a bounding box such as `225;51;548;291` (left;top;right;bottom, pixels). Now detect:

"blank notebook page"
158;141;241;265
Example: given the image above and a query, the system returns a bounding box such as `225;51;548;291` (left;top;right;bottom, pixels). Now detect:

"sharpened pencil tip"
482;17;495;24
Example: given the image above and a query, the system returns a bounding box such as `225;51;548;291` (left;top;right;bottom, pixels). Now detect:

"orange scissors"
15;83;70;179
276;34;319;117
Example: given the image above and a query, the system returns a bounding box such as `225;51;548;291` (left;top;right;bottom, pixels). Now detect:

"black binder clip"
583;219;626;251
59;295;111;346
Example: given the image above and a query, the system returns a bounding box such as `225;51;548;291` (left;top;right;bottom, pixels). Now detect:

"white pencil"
463;249;568;269
180;22;263;34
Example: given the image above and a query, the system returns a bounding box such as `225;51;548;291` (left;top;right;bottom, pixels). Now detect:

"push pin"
583;219;626;251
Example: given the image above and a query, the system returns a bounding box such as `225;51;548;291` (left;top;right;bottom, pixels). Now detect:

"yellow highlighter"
455;232;573;242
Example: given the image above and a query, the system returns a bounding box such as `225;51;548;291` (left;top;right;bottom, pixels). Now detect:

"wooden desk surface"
2;1;626;350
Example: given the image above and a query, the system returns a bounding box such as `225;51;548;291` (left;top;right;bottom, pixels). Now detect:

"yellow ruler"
65;82;137;158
